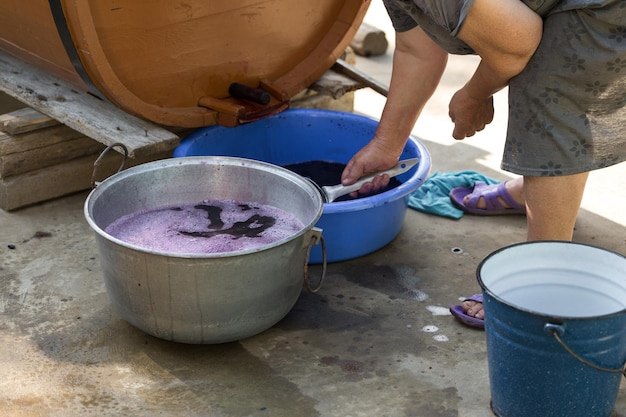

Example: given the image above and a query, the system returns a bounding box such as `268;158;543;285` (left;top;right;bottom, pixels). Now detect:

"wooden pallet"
0;49;184;211
0;106;171;211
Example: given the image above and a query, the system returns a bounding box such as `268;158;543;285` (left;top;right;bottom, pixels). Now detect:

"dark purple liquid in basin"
282;161;401;202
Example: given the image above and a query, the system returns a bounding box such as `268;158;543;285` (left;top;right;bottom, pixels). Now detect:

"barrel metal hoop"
303;235;326;294
48;0;104;98
549;327;626;378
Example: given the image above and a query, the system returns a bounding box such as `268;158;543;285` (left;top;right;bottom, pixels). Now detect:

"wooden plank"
0;124;83;156
0;149;172;211
0;92;25;114
306;49;366;100
331;58;388;97
0;134;105;177
308;70;363;100
0;50;180;158
0;107;60;134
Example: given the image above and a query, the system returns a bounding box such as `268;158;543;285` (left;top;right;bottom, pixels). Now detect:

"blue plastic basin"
174;109;431;263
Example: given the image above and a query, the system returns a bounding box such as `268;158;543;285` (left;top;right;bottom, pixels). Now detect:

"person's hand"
341;139;402;197
448;86;494;139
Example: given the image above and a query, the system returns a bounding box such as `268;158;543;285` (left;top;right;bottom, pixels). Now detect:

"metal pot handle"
91;143;129;188
545;323;626;377
303;227;326;294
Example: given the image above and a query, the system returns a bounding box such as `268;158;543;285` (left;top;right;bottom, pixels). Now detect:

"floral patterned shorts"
503;0;626;176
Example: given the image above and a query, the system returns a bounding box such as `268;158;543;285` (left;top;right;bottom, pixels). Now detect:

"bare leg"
524;173;589;241
463;172;589;319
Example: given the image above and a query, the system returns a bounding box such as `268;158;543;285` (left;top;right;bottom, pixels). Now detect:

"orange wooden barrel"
0;0;369;127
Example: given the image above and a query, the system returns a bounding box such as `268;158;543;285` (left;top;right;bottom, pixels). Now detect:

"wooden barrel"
0;0;368;127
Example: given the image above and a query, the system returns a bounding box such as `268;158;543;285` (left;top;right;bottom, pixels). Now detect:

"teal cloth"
408;171;499;219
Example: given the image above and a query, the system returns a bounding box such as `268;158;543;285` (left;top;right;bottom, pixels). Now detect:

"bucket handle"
91;143;129;188
303;227;326;294
545;323;626;378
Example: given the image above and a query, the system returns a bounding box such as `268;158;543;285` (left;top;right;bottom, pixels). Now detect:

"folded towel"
408;171;499;219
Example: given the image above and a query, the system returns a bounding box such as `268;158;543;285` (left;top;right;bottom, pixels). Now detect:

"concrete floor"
1;4;625;417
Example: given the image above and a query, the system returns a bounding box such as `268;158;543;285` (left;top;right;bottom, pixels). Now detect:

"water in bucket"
478;241;626;417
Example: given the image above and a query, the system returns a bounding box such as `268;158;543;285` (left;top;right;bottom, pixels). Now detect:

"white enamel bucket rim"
477;240;626;320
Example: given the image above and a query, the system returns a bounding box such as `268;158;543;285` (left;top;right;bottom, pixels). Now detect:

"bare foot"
462;299;485;320
463;177;525;210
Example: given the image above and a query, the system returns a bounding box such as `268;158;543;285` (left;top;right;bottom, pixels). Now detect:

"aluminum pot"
84;156;324;344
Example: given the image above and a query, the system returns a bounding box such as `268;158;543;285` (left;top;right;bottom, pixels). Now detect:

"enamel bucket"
477;241;626;417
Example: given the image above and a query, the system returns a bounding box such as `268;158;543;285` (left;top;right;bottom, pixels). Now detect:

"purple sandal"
450;294;485;329
449;181;526;215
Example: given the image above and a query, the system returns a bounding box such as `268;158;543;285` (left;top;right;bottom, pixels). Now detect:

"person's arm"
450;0;543;139
341;26;448;190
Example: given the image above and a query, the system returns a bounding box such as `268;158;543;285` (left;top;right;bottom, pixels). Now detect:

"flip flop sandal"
450;294;485;329
449;181;526;215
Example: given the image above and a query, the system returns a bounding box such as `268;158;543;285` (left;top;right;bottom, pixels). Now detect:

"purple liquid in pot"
105;199;305;254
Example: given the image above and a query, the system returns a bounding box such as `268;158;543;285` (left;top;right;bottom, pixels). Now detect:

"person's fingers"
341;159;362;185
356;173;390;195
358;182;374;195
346;173;391;198
452;125;471;139
341;161;353;183
453;122;484;139
373;173;390;190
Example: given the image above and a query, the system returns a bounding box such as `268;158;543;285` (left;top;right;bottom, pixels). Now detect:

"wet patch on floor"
333;263;428;301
